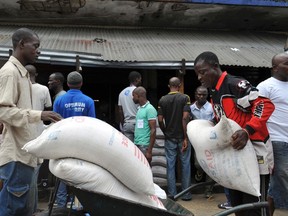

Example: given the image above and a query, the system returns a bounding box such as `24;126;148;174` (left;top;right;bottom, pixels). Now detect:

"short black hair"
67;71;82;85
128;71;141;83
52;72;65;84
194;51;220;67
12;28;38;50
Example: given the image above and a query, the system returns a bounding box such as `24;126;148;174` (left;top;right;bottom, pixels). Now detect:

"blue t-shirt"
53;89;96;118
134;101;157;145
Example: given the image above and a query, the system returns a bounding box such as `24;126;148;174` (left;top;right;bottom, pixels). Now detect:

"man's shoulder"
0;60;17;75
33;83;49;91
258;77;274;86
190;102;197;109
119;86;135;97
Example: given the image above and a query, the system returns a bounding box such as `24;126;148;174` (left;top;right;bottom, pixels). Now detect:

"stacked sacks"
151;125;167;186
23;116;166;209
187;115;260;197
49;158;165;209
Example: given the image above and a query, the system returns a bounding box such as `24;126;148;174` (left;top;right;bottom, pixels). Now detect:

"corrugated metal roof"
0;25;286;68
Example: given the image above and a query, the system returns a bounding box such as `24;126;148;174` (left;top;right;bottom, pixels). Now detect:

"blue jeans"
0;161;34;216
29;164;41;213
56;180;67;207
165;139;192;199
224;187;231;204
268;141;288;209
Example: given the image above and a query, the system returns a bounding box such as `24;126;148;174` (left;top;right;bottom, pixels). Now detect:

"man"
118;71;142;141
27;64;52;113
26;64;52;213
53;71;96;207
194;51;274;216
158;77;192;201
0;28;62;216
48;72;66;101
190;86;216;199
257;52;288;215
132;86;157;165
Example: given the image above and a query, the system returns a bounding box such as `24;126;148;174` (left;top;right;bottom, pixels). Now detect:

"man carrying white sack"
194;51;275;216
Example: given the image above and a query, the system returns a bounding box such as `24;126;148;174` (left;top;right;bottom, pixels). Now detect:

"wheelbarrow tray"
70;187;194;216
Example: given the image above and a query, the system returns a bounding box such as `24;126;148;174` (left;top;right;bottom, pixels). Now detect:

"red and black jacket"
211;72;275;143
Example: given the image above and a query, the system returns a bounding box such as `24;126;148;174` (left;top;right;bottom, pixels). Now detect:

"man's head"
25;64;37;83
67;71;83;89
12;28;40;65
132;86;147;105
195;86;208;107
272;52;288;81
194;51;222;89
48;72;65;92
168;77;181;90
129;71;142;87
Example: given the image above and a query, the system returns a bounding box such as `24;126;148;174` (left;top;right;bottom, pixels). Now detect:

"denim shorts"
268;141;288;209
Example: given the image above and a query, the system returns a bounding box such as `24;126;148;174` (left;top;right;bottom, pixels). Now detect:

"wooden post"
177;58;186;93
176;59;186;183
76;55;81;72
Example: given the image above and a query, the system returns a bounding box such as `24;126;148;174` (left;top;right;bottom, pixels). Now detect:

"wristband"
242;128;250;137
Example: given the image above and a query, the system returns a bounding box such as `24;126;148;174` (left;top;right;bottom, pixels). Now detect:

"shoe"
195;170;204;182
205;191;213;199
181;197;192;201
66;201;72;208
218;202;232;209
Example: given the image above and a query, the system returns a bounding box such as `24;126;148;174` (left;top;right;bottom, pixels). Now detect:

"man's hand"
231;129;249;150
145;151;153;165
181;138;188;152
41;111;62;123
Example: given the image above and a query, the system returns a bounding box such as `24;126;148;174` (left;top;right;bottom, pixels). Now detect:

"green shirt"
134;101;157;145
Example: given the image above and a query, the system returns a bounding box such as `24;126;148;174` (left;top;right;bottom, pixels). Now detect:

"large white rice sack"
23;116;154;195
187;115;260;196
49;158;166;210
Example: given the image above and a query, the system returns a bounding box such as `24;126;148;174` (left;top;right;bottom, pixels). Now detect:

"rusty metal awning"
0;24;286;68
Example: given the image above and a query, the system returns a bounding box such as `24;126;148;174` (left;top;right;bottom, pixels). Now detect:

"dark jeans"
229;174;269;216
0;161;34;216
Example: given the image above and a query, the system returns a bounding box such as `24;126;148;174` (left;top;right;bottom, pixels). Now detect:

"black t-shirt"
158;92;191;139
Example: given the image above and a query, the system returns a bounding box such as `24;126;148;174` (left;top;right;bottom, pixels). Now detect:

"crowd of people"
0;27;287;216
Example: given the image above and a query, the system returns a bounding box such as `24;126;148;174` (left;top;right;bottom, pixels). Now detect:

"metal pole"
213;202;268;216
173;181;215;200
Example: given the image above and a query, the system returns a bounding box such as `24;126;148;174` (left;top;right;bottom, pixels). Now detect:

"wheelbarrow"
45;177;194;216
70;186;194;216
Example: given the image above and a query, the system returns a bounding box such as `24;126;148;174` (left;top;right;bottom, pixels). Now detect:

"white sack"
49;158;166;210
187;116;260;196
23;116;154;195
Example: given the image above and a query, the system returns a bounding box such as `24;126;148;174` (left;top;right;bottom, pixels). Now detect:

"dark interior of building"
33;62;272;130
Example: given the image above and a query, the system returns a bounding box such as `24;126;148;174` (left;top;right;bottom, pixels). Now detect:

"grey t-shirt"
118;85;138;123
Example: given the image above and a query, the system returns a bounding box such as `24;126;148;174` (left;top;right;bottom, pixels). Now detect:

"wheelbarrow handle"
213;201;268;216
174;181;215;200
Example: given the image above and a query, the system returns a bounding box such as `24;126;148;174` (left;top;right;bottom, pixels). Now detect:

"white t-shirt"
31;83;52;136
257;77;288;143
